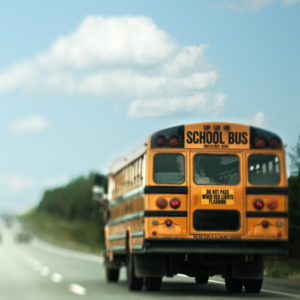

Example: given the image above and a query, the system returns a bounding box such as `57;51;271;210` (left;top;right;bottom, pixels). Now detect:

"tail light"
267;198;278;211
204;125;210;130
168;136;179;147
156;197;168;209
254;137;266;148
170;198;181;209
253;199;264;210
223;125;230;130
262;220;269;228
165;219;172;227
214;125;220;130
277;232;282;238
155;135;166;147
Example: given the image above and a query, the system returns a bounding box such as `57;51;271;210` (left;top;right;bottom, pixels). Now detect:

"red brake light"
253;199;264;210
156;197;168;209
170;198;181;209
214;125;220;130
155;135;166;147
165;219;172;227
262;220;269;228
254;137;266;148
266;198;278;211
152;231;157;236
277;232;282;238
223;125;230;130
168;136;179;147
269;137;279;148
204;125;210;130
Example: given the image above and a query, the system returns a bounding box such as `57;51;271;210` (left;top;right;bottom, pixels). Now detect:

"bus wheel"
244;279;263;293
225;277;243;293
195;275;209;284
145;277;162;291
106;268;119;282
126;250;143;290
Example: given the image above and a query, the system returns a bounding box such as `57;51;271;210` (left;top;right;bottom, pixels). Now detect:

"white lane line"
51;273;63;283
40;266;50;276
69;284;87;295
209;280;300;298
32;261;42;271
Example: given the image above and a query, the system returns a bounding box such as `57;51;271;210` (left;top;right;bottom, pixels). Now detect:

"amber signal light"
267;198;278;211
168;136;179;147
156;197;168;209
254;137;266;148
269;137;280;148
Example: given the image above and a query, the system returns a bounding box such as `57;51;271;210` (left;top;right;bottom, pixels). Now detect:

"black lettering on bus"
220;132;225;144
207;132;212;144
186;131;193;144
199;131;205;144
213;132;219;144
193;131;199;143
242;132;248;144
229;132;234;144
235;132;241;144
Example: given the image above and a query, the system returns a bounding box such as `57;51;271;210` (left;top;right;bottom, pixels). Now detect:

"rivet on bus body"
152;231;157;236
152;219;158;226
276;220;283;227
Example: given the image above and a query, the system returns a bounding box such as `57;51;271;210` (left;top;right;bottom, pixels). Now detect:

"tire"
244;279;263;293
195;275;209;284
106;268;120;282
126;245;143;290
145;277;162;291
225;277;243;293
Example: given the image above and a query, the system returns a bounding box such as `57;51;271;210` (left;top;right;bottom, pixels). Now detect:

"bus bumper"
143;238;288;255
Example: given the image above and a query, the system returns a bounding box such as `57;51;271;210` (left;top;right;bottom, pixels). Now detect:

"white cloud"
0;175;35;194
229;111;268;127
128;92;227;118
0;15;221;109
8;115;49;135
208;0;299;12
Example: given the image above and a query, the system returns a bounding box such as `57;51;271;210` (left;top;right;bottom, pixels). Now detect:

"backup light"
254;137;266;148
253;199;264;210
170;198;181;209
156;197;168;209
155;135;166;147
276;220;283;227
168;136;179;147
267;198;278;211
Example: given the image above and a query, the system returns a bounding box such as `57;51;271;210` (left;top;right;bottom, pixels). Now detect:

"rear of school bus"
135;122;288;293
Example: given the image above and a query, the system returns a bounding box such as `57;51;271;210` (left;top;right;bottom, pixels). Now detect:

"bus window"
193;154;240;185
248;155;280;185
153;154;185;184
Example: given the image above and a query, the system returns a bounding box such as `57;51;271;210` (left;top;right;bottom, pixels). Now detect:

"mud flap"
135;254;166;277
232;256;263;280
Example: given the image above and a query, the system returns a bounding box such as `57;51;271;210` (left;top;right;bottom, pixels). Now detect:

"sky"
0;0;299;212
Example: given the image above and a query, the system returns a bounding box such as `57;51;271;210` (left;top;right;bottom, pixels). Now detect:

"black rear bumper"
142;238;288;255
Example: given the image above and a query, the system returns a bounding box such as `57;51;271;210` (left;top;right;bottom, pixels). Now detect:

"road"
1;219;299;300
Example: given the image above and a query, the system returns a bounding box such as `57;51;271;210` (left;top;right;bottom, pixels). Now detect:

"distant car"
14;227;33;243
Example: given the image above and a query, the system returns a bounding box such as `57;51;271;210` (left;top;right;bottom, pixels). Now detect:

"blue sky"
0;0;299;212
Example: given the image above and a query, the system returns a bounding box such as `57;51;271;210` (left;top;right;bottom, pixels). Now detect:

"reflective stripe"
112;245;126;251
132;244;143;250
108;211;144;226
109;186;145;208
131;230;144;238
107;233;126;241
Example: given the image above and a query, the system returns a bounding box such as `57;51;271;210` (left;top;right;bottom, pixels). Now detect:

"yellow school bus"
104;122;288;294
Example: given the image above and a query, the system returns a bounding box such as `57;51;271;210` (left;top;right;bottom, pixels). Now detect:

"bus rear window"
193;154;240;185
248;155;280;185
153;154;185;184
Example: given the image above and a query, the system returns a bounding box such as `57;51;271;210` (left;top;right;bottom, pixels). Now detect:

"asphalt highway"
1;219;299;300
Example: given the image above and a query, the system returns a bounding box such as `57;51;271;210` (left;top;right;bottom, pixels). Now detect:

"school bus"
104;122;288;293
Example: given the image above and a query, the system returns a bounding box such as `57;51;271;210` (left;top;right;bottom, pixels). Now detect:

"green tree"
289;134;300;176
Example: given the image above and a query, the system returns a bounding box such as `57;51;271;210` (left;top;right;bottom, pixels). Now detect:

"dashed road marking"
51;273;63;283
40;266;50;276
32;261;42;271
69;284;87;295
